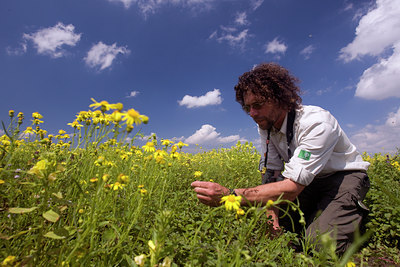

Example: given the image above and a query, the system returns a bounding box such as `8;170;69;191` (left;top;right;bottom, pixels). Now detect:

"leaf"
44;231;65;239
43;210;60;222
98;221;110;227
64;226;77;236
122;254;137;267
52;192;63;199
18;182;38;186
102;229;116;242
59;205;68;212
8;207;38;214
54;227;70;237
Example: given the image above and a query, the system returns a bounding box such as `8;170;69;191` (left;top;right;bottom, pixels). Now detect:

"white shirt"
258;105;370;186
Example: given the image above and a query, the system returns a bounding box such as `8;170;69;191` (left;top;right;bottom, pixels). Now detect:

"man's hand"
191;181;230;207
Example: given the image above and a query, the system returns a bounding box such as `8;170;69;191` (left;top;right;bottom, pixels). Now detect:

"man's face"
243;91;286;130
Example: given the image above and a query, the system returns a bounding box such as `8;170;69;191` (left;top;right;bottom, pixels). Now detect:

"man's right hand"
191;181;230;207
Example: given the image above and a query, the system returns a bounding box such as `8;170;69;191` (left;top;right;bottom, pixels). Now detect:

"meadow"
1;100;399;266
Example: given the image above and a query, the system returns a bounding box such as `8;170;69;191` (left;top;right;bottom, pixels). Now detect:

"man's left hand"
191;181;230;207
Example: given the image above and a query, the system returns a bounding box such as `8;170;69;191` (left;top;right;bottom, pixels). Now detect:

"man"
191;62;370;254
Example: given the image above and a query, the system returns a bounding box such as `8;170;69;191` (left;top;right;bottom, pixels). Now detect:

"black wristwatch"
229;188;237;196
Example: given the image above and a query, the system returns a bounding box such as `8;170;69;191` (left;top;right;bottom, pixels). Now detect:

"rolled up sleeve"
282;121;339;186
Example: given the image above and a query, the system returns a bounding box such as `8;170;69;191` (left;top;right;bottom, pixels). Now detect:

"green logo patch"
298;150;311;160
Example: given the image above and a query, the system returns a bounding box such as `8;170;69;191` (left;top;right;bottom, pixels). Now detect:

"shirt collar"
272;112;288;135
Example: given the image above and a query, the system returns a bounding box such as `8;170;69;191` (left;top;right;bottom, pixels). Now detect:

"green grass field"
1;102;399;266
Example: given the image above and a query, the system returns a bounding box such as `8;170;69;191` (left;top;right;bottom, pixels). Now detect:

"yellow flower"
67;120;83;130
139;114;149;124
28;159;50;178
117;173;130;184
140;188;148;196
23;126;34;135
2;255;16;266
93;110;102;117
102;174;109;182
32;112;43;119
155;155;166;164
122;108;142;126
126;124;134;133
176;141;188;149
154;149;168;158
78;209;84;214
392;161;400;171
266;200;274;208
111;182;125;191
110;102;124;111
89;98;113;112
142;142;156;153
170;151;180;159
110;110;123;122
346;261;356;267
0;179;5;185
161;139;173;147
236;208;245;218
94;156;105;166
32;118;44;124
61;134;70;139
220;194;242;211
138;184;144;188
194;171;202;178
90;177;98;183
58;129;66;135
9;110;14;117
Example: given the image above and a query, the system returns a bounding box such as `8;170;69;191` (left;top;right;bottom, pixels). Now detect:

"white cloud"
178;89;222;108
127;90;139;98
339;0;400;100
350;107;400;154
84;42;130;71
250;0;264;11
184;124;240;145
211;28;249;49
386;106;400;126
343;3;353;11
22;22;81;58
109;0;134;8
6;42;27;56
339;0;400;62
355;43;400;100
300;45;315;60
108;0;216;15
315;87;331;96
265;37;287;54
235;12;249;26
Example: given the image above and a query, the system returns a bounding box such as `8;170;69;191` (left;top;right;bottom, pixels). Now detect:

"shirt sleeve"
282;121;339;186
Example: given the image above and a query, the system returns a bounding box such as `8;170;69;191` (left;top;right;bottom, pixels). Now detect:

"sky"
1;0;400;155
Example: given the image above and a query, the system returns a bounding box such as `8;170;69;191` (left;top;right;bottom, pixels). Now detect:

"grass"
1;103;399;266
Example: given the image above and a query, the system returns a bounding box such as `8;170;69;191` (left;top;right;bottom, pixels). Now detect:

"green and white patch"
298;150;311;160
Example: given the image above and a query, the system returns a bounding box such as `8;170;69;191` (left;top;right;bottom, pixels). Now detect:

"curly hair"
234;63;302;112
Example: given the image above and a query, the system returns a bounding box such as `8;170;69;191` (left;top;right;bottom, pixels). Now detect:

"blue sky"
1;0;400;154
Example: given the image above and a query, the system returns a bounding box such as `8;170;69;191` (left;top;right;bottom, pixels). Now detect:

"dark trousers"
281;171;370;255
